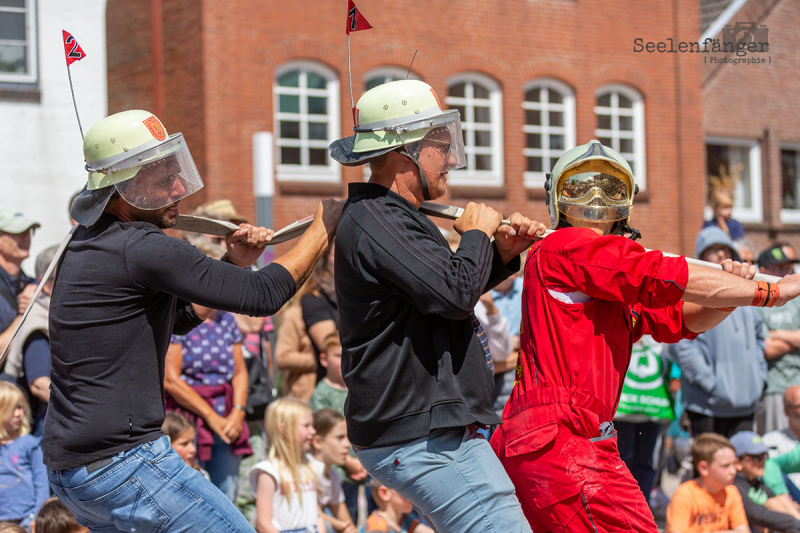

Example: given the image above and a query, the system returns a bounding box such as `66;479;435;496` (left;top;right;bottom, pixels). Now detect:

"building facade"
0;0;107;267
702;0;800;253
107;0;707;256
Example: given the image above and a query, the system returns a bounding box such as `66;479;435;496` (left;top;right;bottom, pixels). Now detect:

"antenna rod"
347;33;355;126
406;50;418;79
66;63;84;140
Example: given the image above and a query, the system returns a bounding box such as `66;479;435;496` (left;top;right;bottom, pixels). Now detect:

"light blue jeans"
355;428;532;533
48;436;255;533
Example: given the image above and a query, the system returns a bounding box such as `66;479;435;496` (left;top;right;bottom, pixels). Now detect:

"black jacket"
335;183;518;447
733;472;800;533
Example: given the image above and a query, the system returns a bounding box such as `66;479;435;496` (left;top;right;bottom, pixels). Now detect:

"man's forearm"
681;301;734;333
273;219;332;288
682;263;760;308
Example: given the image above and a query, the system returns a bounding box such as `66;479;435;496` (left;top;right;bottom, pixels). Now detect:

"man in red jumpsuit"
491;140;800;533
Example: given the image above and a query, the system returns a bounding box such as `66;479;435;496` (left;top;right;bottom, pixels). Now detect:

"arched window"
594;84;646;189
445;73;503;186
522;78;576;188
274;61;340;182
364;66;421;91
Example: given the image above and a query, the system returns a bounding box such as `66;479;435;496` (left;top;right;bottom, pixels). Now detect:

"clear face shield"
556;171;633;223
395;110;467;174
101;134;203;210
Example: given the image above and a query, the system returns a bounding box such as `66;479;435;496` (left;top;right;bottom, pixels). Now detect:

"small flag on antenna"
62;30;86;66
346;0;372;34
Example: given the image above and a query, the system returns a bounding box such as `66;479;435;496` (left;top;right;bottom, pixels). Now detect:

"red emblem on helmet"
143;116;166;141
430;89;442;111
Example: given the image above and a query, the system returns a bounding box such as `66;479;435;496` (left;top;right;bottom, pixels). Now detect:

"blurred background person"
274;296;317;401
301;241;337;383
1;245;58;436
164;287;251;502
734;238;757;266
0;382;47;530
704;165;744;240
763;386;800;502
0;210;39;344
755;244;800;435
666;226;766;438
32;497;89;533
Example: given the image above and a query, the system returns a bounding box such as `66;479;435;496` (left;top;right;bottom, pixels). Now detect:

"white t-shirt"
250;459;319;532
763;428;800;488
308;455;345;507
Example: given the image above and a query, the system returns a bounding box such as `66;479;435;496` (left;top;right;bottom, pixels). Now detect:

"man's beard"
132;204;179;229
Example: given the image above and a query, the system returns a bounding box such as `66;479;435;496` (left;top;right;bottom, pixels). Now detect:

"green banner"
617;341;675;421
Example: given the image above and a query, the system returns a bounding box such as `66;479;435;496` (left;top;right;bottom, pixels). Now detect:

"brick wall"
703;0;800;253
107;0;707;256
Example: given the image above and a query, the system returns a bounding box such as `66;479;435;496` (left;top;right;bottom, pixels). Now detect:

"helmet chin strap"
399;149;432;201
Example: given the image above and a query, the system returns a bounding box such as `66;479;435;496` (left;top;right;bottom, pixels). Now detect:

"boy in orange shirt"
666;433;749;533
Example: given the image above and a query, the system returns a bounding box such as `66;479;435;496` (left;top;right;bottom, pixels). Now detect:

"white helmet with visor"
72;110;204;226
329;80;466;200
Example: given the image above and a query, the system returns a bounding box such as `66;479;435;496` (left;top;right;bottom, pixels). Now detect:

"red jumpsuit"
490;227;699;533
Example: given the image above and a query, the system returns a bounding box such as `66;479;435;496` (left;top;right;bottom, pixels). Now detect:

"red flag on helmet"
62;30;86;66
346;0;372;34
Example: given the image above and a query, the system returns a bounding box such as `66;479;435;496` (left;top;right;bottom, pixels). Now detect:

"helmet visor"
557;200;634;223
112;134;204;210
559;172;630;206
396;111;466;173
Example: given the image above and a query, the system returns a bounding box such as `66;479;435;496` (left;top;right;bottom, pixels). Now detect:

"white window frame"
445;72;504;187
779;143;800;224
274;60;340;183
705;136;762;223
594;84;646;190
522;78;576;189
0;0;37;84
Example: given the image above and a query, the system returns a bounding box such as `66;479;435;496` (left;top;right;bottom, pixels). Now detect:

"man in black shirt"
46;110;341;533
731;431;800;533
330;80;542;532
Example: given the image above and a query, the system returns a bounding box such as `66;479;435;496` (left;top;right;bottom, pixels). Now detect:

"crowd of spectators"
6;190;800;533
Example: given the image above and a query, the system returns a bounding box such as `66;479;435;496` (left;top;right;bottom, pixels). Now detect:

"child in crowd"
666;433;749;533
161;411;209;479
309;330;371;522
0;524;26;533
310;409;356;533
362;479;433;533
730;431;800;533
250;398;323;533
704;178;744;240
310;332;348;413
0;382;48;531
31;497;88;533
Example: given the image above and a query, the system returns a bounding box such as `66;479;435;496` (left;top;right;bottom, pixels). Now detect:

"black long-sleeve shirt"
733;472;800;533
335;183;518;448
45;214;295;470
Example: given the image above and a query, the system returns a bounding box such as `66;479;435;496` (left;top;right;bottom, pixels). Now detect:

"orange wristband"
752;281;781;307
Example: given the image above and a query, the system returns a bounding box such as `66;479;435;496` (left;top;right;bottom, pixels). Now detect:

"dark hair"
34;497;82;533
161;411;194;441
312;408;344;438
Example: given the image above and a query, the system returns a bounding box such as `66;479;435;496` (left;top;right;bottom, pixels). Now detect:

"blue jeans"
355;428;531;533
48;436;255;533
199;434;241;503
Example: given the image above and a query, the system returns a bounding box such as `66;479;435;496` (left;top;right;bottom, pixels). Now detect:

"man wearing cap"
667;226;767;439
756;244;800;434
490;141;800;533
731;430;800;532
45;110;341;533
330;79;540;532
0;210;39;337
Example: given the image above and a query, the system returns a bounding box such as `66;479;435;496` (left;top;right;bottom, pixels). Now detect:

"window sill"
0;87;41;103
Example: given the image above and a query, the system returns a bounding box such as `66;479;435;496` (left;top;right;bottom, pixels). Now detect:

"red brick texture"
107;0;707;256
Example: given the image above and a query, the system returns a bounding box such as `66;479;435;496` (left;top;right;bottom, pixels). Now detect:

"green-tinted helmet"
329;80;466;200
71;110;204;226
545;140;636;229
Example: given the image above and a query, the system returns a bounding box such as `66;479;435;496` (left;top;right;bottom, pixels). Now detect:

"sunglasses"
743;453;768;462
